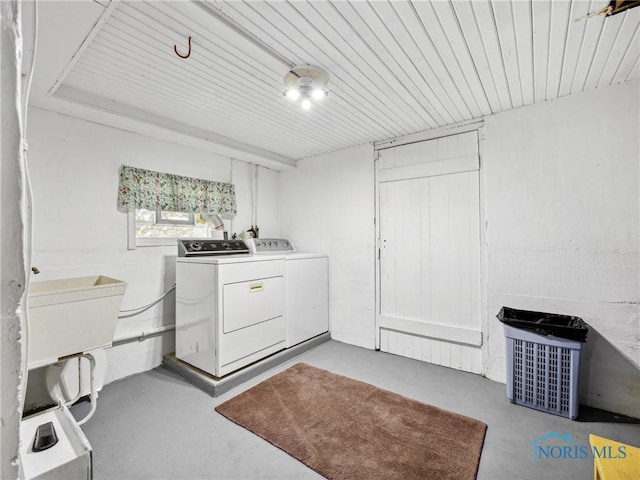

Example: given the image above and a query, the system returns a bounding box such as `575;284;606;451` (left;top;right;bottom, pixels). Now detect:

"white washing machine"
246;239;329;347
175;239;286;377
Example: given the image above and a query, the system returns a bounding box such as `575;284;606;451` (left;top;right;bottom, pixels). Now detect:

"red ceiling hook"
174;36;192;59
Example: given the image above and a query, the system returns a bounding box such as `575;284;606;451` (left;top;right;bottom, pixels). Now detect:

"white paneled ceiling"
45;0;640;165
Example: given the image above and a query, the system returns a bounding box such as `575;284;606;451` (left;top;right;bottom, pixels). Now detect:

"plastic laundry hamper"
499;307;588;420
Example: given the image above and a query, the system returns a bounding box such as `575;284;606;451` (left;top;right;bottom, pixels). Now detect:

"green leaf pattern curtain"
118;165;237;216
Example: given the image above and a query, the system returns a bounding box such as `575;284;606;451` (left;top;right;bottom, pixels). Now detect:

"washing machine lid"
282;252;328;260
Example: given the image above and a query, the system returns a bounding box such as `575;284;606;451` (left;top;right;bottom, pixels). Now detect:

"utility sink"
28;275;127;369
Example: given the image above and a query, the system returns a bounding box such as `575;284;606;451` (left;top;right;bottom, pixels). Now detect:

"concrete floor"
75;340;640;480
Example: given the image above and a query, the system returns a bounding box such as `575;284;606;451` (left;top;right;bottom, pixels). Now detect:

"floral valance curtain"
117;165;237;216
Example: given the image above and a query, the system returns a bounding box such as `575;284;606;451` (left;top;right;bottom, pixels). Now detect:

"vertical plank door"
376;131;482;373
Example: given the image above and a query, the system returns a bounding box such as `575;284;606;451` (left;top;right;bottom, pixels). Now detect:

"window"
156;211;194;225
118;165;237;249
128;209;211;248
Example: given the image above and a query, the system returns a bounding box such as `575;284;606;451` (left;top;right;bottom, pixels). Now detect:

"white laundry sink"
28;275;126;369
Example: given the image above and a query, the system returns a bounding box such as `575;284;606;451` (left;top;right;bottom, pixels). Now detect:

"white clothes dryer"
175;239;286;377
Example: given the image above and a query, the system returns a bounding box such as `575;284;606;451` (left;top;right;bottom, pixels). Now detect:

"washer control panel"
246;238;295;254
177;239;249;257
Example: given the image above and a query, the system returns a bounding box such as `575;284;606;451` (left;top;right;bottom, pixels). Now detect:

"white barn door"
376;131;482;374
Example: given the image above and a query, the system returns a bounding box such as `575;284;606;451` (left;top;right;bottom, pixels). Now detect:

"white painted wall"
19;79;638;417
483;79;639;417
1;1;25;477
24;107;280;409
278;144;376;349
279;80;639;417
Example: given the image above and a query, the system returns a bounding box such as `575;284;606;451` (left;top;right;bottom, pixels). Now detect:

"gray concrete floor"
75;340;640;480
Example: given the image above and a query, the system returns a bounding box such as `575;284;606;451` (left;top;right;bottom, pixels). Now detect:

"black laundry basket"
498;307;589;420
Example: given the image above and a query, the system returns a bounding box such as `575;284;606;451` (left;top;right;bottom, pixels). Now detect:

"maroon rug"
215;363;487;480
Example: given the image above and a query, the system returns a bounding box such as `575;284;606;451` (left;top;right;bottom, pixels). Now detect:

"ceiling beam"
45;85;297;169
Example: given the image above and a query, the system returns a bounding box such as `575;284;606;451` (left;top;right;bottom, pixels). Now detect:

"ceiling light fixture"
283;65;329;110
